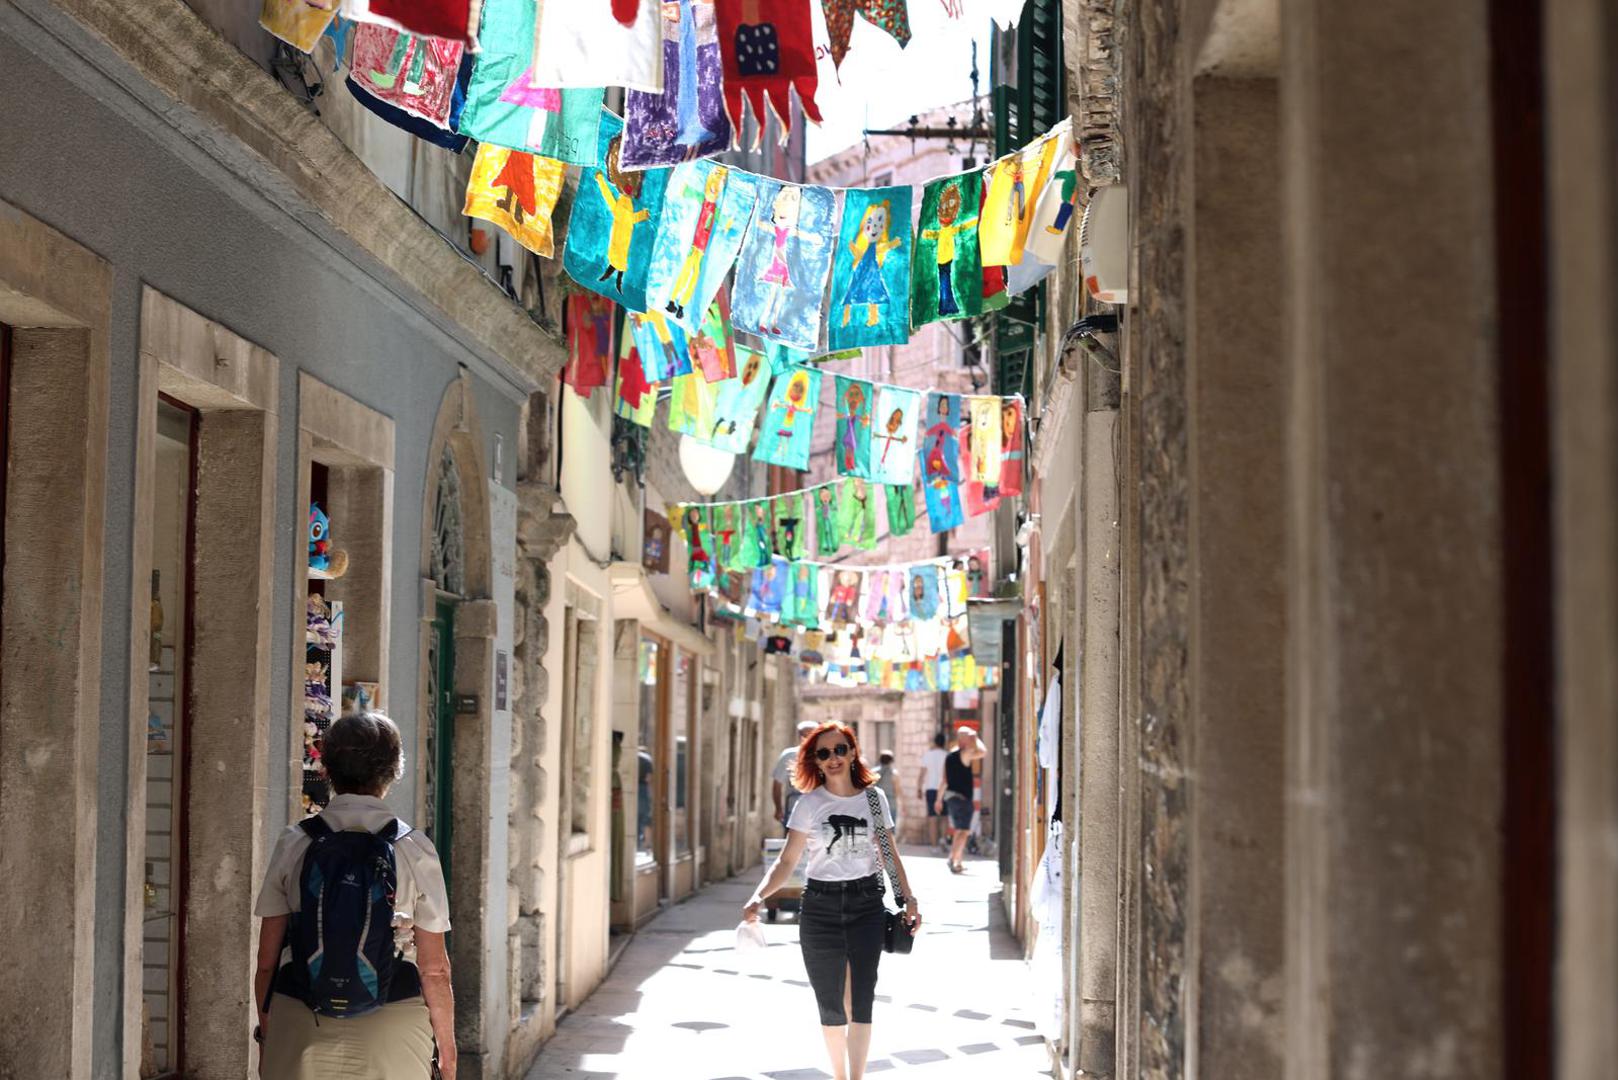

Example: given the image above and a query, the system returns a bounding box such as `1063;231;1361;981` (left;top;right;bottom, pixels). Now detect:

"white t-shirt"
787;786;895;882
254;794;452;938
921;747;948;791
771;745;799;785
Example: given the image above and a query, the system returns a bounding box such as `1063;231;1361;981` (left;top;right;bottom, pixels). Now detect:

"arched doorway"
424;439;466;887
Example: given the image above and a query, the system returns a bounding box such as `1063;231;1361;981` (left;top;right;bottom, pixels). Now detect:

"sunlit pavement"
523;848;1056;1080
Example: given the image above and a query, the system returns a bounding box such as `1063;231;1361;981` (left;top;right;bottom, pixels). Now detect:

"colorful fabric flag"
533;0;664;92
1007;249;1056;296
647;161;733;320
960;412;1001;517
458;0;603;164
706;346;773;452
348;24;464;126
734;500;774;570
262;0;339;51
689;293;738;382
614;327;659;427
907;565;940;619
831;375;874;479
837;477;878;549
708;503;743;569
732;182;839;349
624;0;732;168
747;556;788;617
668;366;721;436
564;292;615;398
912;173;985;327
715;0;823;145
782;561;820;627
968;396;1003;488
820;0;911;69
813;483;841;556
631;311;691;381
824;568;864;625
921;391;964;532
963;549;992;596
871;384;921;484
772;492;808;558
980;136;1061;265
755;365;822;470
670;173;759;334
861;570;908;624
999;397;1026;496
1024;121;1079;265
677;505;715;591
464;144;566;257
563;115;671;312
360;0;470;40
981;259;1010;313
345;44;473;150
827;186;913;350
885;483;916;535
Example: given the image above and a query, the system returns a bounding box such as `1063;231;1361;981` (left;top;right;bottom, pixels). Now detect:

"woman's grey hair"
321;711;405;795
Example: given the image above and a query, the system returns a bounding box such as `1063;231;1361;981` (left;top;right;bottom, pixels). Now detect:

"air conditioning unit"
1080;184;1129;305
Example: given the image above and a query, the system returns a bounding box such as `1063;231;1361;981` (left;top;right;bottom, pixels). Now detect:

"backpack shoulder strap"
298;816;334;840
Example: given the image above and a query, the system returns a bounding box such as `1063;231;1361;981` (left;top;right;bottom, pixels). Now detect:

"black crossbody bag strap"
865;788;906;906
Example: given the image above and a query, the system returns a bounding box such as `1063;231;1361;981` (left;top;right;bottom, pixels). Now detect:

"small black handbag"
866;788;916;954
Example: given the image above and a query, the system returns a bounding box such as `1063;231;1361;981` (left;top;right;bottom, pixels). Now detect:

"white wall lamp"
679;435;737;497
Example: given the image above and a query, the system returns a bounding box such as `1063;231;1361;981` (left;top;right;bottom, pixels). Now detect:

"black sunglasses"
814;744;851;762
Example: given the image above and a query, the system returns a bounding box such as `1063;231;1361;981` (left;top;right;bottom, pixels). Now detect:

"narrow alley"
524;852;1051;1080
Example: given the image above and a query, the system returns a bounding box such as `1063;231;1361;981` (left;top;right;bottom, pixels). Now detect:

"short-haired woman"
744;721;920;1080
253;712;457;1079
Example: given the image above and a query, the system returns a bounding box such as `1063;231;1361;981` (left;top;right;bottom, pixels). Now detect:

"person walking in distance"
773;719;819;833
873;749;900;832
935;725;985;874
253;712;456;1079
917;732;948;849
745;722;921;1080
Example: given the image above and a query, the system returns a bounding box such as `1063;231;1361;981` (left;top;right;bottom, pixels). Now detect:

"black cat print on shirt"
826;814;869;855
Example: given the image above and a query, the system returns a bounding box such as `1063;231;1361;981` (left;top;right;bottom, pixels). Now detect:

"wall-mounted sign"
643;509;670;574
495;651;509;711
455;693;480;715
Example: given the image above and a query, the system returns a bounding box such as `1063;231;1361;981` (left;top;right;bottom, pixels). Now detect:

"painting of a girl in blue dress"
827;186;913;350
731;180;837;350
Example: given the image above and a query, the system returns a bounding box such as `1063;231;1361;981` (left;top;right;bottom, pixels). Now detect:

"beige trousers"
262;994;434;1080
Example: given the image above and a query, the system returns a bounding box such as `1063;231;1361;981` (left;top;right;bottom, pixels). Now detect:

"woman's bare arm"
742;828;810;919
415;929;457;1080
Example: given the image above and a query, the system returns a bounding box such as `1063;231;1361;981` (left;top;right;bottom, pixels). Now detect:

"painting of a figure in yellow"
563;113;671;312
463;144;566;257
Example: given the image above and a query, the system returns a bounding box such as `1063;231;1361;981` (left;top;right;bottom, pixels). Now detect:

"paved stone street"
524;850;1055;1080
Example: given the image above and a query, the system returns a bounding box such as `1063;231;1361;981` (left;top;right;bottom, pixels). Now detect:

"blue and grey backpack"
275;816;422;1018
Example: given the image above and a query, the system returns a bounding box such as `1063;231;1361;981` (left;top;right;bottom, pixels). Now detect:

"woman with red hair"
743;721;920;1080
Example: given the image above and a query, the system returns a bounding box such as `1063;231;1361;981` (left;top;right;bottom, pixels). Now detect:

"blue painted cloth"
563;113;672;313
731;181;838;350
827;186;913;349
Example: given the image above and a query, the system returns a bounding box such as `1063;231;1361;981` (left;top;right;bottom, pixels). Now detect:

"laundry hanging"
563;114;671;313
463;143;567;257
871;383;922;485
623;0;732;168
921;391;965;532
820;0;911;70
754;365;823;470
533;0;664;93
826;186;914;350
912;172;985;327
715;0;823;145
730;181;839;350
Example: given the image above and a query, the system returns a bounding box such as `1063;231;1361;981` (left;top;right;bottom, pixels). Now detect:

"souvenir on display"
813;483;842;556
261;0;338;51
533;0;664;93
706;346;773;452
731;182;839;349
348;25;465;127
826;186;913;349
715;0;823;144
912;173;985;327
998;397;1026;496
564;116;671;312
871;383;921;484
309;502;332;571
885;482;916;536
754;365;822;470
820;0;912;69
463;143;567;257
834;375;875;478
563;292;615;398
457;0;604;164
921;392;965;532
837;476;879;549
623;0;732;168
772;491;808;558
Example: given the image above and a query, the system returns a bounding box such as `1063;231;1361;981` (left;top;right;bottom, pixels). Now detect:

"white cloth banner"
532;0;664;93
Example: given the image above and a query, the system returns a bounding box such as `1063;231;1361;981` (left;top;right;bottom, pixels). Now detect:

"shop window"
141;397;196;1078
635;636;661;864
672;649;693;856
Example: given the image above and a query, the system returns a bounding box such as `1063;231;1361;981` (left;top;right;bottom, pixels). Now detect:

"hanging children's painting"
826;186;913;350
911;173;984;327
772;491;808;558
706;345;773;453
456;0;603;164
921;391;964;532
754;365;823;470
814;483;841;556
820;0;912;69
533;0;664;92
563;115;671;312
349;25;465;127
980;136;1060;266
647;161;732;320
833;375;875;478
464;143;567;257
668;367;721;437
630;311;691;381
680;173;760;333
689;293;739;382
623;0;731;168
563;292;615;398
731;181;838;350
783;561;820;627
708;503;743;569
746;557;788;618
261;0;338;52
908;565;941;620
714;0;823;143
999;397;1026;496
1024;120;1080;266
837;477;879;549
614;326;659;427
871;383;921;485
960;407;1001;517
885;482;916;536
679;505;715;591
968;396;1003;490
734;499;774;570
